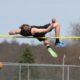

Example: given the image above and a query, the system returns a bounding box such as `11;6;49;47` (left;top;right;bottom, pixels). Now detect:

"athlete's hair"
19;24;31;35
20;24;31;31
20;24;30;30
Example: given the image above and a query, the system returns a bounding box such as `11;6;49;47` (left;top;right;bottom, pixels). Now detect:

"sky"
0;0;80;44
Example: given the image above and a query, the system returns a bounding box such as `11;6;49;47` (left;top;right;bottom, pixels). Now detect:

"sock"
46;45;50;48
55;39;60;45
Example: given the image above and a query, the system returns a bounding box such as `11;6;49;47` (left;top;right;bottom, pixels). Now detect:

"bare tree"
71;23;80;37
70;22;80;43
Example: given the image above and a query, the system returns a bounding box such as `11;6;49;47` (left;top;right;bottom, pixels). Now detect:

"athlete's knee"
43;40;49;46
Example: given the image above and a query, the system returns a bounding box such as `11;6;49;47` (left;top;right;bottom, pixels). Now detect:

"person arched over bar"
9;18;65;58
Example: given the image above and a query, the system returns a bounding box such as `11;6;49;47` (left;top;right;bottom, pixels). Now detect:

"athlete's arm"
31;25;53;35
31;28;47;35
9;29;21;35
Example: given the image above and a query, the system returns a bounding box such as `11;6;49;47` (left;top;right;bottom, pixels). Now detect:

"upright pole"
27;64;30;80
62;54;66;80
19;64;21;80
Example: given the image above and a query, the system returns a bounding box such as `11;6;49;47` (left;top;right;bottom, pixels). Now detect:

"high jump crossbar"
0;35;80;39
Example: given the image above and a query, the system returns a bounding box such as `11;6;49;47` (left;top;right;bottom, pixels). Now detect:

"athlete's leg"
43;40;58;58
55;25;65;47
55;24;60;44
43;39;50;47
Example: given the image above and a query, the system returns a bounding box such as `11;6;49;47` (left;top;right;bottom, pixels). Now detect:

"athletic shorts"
33;33;47;41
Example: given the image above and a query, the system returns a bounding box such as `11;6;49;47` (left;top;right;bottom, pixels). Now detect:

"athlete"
9;18;64;57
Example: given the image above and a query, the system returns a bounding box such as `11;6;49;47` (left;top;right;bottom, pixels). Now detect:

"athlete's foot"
47;48;58;58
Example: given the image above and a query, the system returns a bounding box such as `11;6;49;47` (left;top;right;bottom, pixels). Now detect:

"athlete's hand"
9;31;15;35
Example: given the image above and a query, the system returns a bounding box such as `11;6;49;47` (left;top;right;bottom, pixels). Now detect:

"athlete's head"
19;24;31;35
52;18;56;23
20;24;31;31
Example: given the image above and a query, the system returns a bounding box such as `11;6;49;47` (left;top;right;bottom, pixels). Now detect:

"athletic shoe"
55;42;65;47
47;48;58;58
